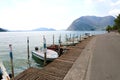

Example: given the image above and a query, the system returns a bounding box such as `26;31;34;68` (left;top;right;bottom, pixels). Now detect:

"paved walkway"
86;32;120;80
64;32;120;80
63;34;96;80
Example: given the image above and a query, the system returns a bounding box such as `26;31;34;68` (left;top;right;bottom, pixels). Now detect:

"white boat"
0;61;10;80
32;49;59;61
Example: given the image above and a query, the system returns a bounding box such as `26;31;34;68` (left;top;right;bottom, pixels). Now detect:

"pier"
14;35;93;80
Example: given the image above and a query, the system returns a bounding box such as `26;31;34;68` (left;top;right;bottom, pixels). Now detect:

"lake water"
0;31;106;76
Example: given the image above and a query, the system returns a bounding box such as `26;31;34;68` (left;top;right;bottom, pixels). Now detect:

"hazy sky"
0;0;120;30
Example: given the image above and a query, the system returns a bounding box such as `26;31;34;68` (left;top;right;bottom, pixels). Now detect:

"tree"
118;28;120;33
106;25;112;33
114;14;120;30
112;25;117;30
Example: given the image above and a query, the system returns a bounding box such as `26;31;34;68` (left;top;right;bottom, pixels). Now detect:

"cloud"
87;0;120;16
109;9;120;16
109;0;120;16
0;0;120;30
86;0;105;3
111;0;120;6
0;0;72;30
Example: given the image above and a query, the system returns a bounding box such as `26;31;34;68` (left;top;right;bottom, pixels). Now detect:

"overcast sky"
0;0;120;30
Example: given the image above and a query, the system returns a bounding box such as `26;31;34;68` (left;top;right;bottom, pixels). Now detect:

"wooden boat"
32;48;59;61
47;45;64;56
0;61;10;80
47;45;59;51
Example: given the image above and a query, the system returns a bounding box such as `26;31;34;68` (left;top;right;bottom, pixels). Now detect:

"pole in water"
27;37;30;67
43;35;47;66
53;34;54;45
72;34;74;45
44;51;47;66
59;34;61;46
70;34;71;41
65;34;68;45
77;34;79;42
9;44;14;80
79;34;81;42
58;34;61;56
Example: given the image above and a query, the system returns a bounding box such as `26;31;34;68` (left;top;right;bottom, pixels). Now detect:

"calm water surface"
0;31;106;75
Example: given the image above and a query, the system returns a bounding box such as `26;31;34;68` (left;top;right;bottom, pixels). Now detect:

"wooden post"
44;52;47;66
27;37;30;67
58;35;61;56
43;36;47;66
72;34;74;45
77;34;79;42
65;34;68;45
59;34;61;46
9;44;14;80
79;34;81;42
76;34;78;42
53;34;54;45
70;34;71;41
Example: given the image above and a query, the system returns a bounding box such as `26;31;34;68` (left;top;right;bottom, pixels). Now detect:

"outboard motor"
35;47;39;51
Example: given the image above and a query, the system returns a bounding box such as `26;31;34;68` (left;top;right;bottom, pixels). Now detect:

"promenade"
64;32;120;80
85;32;120;80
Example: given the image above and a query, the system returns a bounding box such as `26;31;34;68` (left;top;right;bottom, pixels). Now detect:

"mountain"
67;16;115;31
33;27;56;31
0;28;8;32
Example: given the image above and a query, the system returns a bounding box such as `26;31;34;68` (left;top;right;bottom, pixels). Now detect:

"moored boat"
0;61;10;80
47;45;59;51
32;48;59;61
32;36;59;62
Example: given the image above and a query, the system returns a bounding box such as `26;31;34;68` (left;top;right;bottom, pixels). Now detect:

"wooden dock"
14;37;93;80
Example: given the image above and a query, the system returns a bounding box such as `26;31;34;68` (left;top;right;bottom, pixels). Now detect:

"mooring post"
27;37;30;67
65;34;68;45
53;34;54;45
77;34;79;42
43;35;47;66
58;34;61;56
72;34;74;45
79;34;81;42
9;44;14;80
70;34;71;41
44;52;47;66
59;34;61;46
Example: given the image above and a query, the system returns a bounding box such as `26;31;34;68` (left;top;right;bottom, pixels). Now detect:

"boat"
0;61;10;80
32;36;59;61
32;48;59;61
47;45;64;56
47;45;59;51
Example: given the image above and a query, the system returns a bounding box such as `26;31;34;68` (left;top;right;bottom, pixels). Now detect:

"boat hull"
0;62;10;80
32;49;58;62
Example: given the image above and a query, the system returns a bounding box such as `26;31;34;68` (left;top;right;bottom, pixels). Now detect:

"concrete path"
64;32;120;80
63;35;96;80
85;32;120;80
